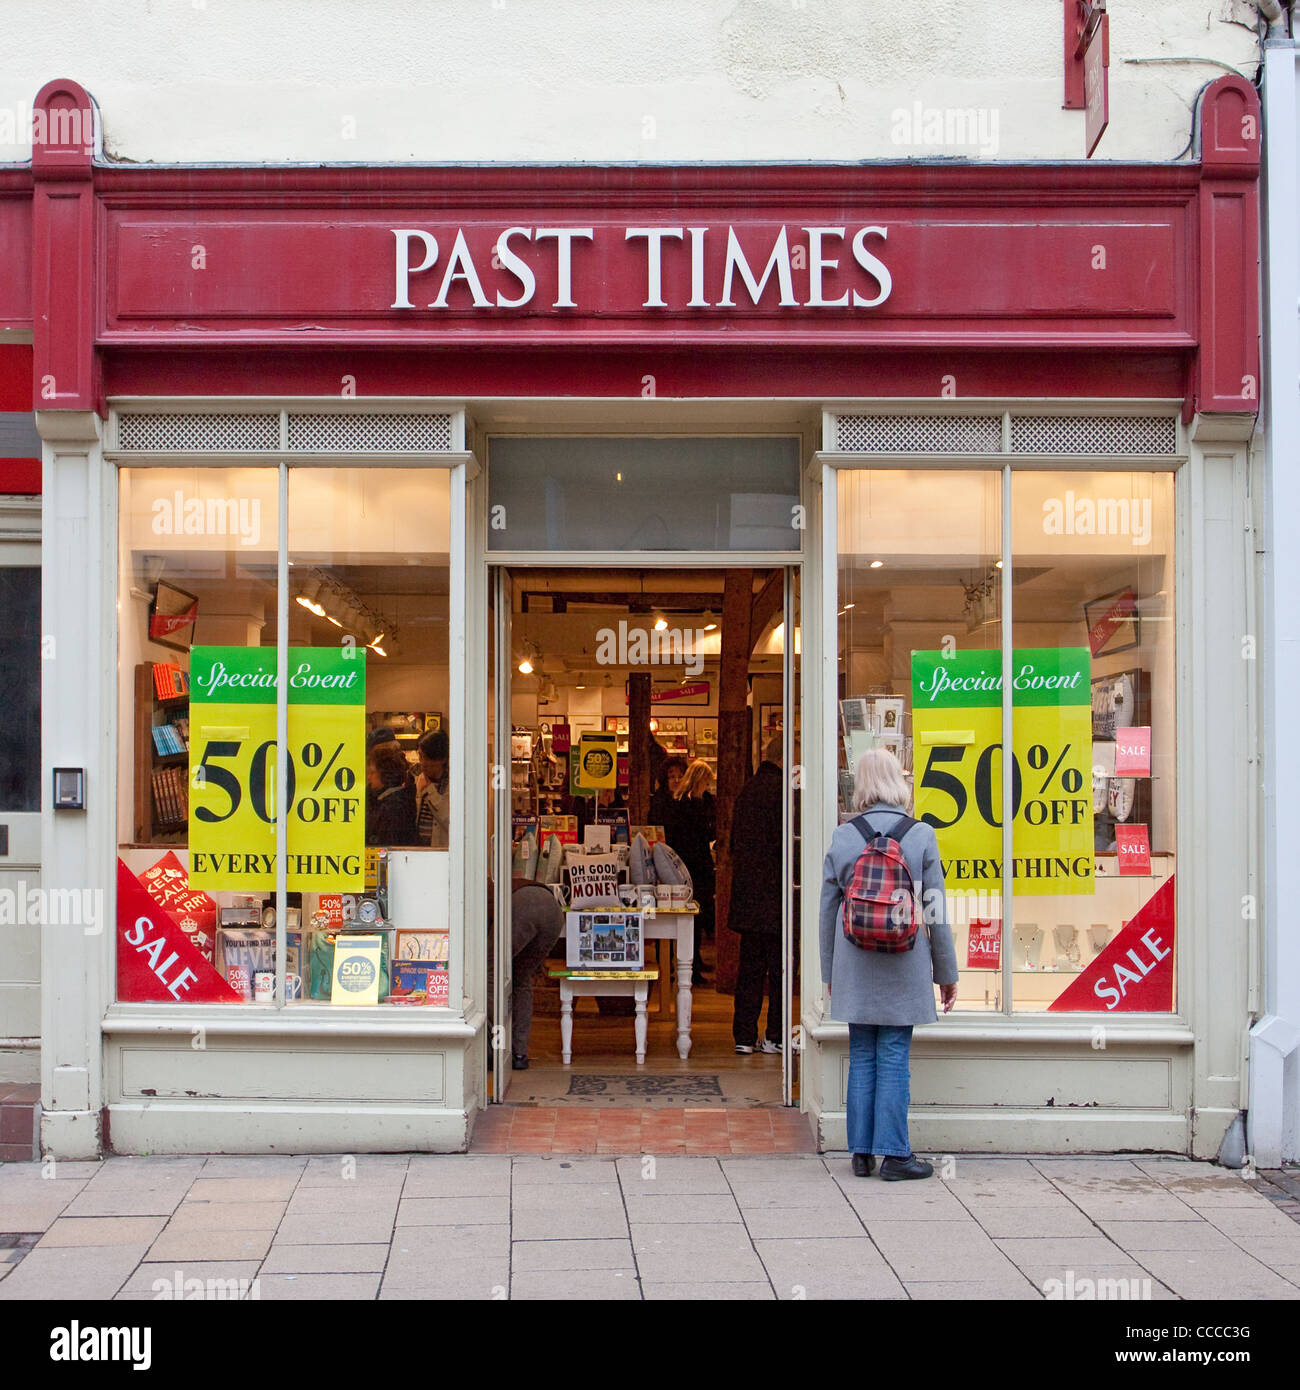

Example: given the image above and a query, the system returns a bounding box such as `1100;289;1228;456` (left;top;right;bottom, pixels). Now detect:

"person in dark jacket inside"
666;759;716;984
729;734;787;1053
649;754;687;828
365;742;418;847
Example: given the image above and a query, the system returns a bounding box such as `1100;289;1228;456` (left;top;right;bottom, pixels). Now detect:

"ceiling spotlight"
296;596;326;617
654;616;668;632
369;643;387;657
702;609;717;632
518;656;533;675
869;560;883;570
995;560;1004;569
325;615;343;627
842;602;856;611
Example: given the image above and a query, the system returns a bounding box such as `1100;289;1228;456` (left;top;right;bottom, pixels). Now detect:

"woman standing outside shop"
667;759;716;985
819;748;958;1180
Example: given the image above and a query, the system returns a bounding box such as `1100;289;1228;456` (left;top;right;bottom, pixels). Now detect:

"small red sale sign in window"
1114;726;1151;778
966;919;1001;970
1115;823;1152;876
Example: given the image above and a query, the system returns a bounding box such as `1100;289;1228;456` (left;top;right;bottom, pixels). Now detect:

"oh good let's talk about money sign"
188;647;365;892
911;648;1093;896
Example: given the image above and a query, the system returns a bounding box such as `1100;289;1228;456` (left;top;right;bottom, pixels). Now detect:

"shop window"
837;470;1004;1011
0;567;40;812
116;466;452;1009
488;437;801;552
1010;471;1175;1014
834;465;1177;1017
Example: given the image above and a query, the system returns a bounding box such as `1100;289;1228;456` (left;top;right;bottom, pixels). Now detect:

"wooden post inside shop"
627;670;652;826
713;569;754;993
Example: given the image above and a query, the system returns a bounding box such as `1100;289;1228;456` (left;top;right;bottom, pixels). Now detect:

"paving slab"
1030;1159;1150;1181
257;1273;383;1300
384;1226;511;1281
118;1261;263;1296
187;1176;301;1203
511;1238;635;1272
1098;1219;1244;1252
262;1243;390;1274
513;1205;630;1241
1015;1264;1178;1299
1201;1205;1300;1238
37;1215;167;1247
199;1155;308;1180
166;1200;287;1230
616;1156;731;1194
62;1186;192;1218
742;1204;866;1239
510;1157;619;1185
961;1201;1100;1238
147;1227;275;1262
396;1196;511;1226
402;1156;511;1198
296;1156;410;1186
380;1258;509;1299
512;1269;640;1299
0;1245;145;1300
906;1278;1043;1300
273;1211;395;1245
719;1157;827;1183
1218;1235;1300;1269
1125;1248;1300;1300
941;1178;1070;1206
837;1185;972;1222
0;1197;87;1232
0;1162;101;1185
631;1222;767;1284
730;1180;854;1210
863;1220;1022;1283
754;1236;906;1300
995;1235;1135;1267
1044;1185;1202;1222
622;1193;742;1224
642;1281;775;1300
286;1187;401;1217
88;1156;208;1184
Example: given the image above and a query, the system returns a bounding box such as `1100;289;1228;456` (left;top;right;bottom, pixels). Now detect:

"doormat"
567;1073;724;1099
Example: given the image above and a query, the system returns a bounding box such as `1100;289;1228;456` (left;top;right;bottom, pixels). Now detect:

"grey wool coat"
819;803;960;1026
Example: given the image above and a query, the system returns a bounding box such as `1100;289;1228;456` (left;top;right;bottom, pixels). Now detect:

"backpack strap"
851;812;915;844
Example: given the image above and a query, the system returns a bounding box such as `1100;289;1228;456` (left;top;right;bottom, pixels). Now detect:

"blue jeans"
846;1023;914;1159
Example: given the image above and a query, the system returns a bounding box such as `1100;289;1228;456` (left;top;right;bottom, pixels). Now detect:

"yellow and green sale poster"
187;646;366;892
911;648;1093;896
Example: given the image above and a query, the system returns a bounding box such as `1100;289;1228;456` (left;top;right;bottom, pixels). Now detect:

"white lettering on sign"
390;225;894;312
125;913;199;1000
1091;930;1170;1010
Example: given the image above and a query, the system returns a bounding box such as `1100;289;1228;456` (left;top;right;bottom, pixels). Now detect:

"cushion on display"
652;841;693;895
538;833;564;885
629;833;657;886
512;831;539;881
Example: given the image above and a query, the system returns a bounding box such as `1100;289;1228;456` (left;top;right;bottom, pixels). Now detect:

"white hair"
852;746;912;812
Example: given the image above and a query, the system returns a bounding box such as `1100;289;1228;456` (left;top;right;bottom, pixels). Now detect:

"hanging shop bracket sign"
187;646;366;892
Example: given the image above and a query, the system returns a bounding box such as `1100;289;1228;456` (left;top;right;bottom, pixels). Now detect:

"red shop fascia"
0;74;1261;486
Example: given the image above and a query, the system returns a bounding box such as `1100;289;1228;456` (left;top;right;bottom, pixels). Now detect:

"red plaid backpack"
843;814;921;952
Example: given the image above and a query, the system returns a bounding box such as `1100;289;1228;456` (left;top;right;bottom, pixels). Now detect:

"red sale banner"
117;859;240;1003
1114;726;1152;777
1087;587;1137;658
966;919;1001;970
1048;877;1174;1012
1115;823;1152;875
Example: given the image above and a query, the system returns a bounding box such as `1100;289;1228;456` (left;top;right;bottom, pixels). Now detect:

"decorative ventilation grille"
117;412;280;452
1009;414;1178;456
835;414;1002;453
286;412;454;453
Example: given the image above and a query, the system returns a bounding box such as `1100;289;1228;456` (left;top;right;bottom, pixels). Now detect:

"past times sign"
911;648;1093;895
188;647;365;892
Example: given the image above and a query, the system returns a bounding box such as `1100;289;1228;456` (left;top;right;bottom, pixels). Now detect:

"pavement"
0;1153;1297;1301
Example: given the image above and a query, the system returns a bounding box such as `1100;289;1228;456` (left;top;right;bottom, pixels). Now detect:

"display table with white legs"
556;907;697;1060
548;971;659;1065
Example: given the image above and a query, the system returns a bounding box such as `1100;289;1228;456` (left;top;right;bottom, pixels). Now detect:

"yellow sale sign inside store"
911;648;1093;895
188;647;365;892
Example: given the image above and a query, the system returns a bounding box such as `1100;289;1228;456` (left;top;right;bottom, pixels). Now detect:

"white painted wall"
0;0;1263;165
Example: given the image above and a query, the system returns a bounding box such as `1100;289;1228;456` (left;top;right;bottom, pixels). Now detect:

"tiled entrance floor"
0;1086;39;1164
470;1105;817;1154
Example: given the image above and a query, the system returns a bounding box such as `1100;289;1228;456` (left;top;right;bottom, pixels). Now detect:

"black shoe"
851;1153;875;1178
511;1054;529;1071
879;1153;933;1181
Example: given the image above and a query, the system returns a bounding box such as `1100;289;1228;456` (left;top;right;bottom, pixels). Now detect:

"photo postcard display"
565;911;645;970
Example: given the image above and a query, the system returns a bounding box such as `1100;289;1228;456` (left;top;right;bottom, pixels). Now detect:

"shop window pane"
117;467;279;1005
289;468;452;1008
837;470;1004;1011
488;437;801;552
0;567;40;812
1009;472;1175;1014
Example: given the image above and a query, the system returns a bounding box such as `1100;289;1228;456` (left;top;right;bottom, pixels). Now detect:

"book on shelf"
151;764;189;827
152;663;190;700
151;723;189;757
